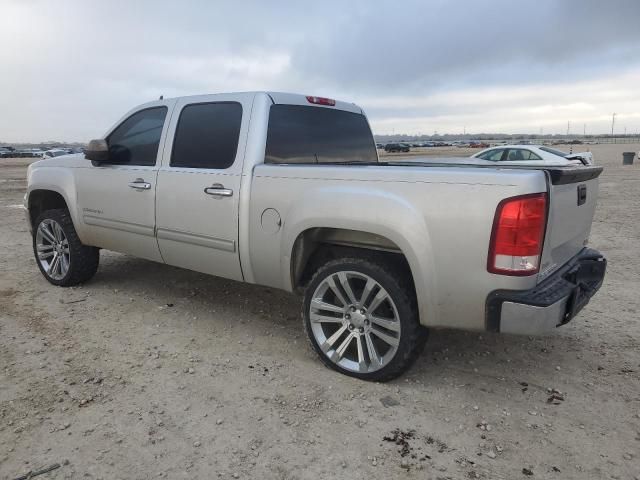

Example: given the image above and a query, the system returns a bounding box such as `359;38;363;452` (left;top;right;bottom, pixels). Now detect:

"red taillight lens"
306;95;336;106
488;193;547;276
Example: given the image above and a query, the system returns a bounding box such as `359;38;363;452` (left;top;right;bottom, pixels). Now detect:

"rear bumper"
486;248;606;335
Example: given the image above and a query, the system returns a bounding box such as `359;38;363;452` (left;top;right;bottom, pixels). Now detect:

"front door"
155;95;251;281
76;105;170;262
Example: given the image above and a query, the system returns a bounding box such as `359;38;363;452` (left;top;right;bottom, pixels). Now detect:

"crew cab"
25;92;606;381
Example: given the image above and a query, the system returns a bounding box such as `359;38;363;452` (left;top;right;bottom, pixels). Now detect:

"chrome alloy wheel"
309;271;401;373
35;219;70;281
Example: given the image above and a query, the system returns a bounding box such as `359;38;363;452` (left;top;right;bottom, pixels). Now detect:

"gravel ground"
1;145;639;480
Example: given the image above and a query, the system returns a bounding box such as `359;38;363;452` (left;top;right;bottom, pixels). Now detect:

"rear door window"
478;148;505;161
505;149;542;161
265;105;377;164
171;102;243;169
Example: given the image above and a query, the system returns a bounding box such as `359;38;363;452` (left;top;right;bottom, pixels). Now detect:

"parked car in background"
15;149;42;158
384;143;410;153
42;149;69;159
29;149;45;158
472;145;593;166
0;147;15;158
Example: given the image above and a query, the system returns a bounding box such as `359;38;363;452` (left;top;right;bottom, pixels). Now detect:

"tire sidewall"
33;210;74;286
303;257;420;381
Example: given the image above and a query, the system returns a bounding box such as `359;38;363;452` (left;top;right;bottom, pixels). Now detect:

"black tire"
303;255;428;381
33;208;99;286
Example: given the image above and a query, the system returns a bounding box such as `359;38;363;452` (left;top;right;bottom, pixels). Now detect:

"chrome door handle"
128;178;151;190
204;184;233;197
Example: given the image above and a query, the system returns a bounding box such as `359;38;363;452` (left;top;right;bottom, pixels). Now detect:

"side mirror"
85;139;109;164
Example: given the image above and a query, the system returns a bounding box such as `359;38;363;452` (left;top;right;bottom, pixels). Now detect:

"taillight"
306;95;336;106
488;193;547;276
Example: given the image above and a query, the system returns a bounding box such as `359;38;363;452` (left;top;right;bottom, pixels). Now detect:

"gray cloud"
292;0;640;93
1;0;639;141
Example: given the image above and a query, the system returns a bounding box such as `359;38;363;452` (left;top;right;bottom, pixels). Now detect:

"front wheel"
303;256;427;381
33;208;99;286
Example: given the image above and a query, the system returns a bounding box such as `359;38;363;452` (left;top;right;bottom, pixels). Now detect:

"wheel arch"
27;189;69;228
286;223;438;328
290;227;409;289
26;165;82;238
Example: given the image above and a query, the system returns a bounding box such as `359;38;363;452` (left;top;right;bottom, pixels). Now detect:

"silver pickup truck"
25;92;606;381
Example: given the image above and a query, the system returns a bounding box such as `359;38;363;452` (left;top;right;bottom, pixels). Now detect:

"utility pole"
611;113;616;136
583;124;586;136
566;121;570;136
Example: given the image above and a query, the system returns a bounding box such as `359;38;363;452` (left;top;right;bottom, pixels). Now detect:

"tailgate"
538;167;603;282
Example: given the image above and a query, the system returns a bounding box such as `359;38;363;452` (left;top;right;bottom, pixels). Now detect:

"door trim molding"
156;227;236;252
83;215;155;237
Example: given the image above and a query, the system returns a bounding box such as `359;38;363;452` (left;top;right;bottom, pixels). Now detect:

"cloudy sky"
1;0;639;142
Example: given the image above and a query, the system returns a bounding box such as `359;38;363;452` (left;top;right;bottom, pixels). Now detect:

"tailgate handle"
577;184;587;206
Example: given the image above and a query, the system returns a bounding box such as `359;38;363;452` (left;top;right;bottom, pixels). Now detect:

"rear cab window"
265;105;377;164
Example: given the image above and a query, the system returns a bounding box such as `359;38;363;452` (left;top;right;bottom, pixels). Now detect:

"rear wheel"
303;256;427;381
33;208;99;286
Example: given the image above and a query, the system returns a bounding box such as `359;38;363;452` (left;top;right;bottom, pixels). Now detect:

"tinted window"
478;148;504;161
265;105;377;164
171;102;242;169
107;107;167;166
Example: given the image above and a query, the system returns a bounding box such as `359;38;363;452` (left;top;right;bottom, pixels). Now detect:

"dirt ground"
1;145;639;480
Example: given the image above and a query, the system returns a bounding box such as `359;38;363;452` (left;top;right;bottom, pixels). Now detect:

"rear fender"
282;185;438;327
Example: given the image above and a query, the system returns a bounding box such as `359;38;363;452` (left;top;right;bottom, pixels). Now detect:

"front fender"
282;185;439;327
26;166;84;241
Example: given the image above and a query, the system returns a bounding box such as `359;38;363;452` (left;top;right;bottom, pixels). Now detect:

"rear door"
155;94;252;281
538;167;603;281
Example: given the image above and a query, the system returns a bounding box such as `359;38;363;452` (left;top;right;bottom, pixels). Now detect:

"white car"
472;145;593;166
42;149;69;159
